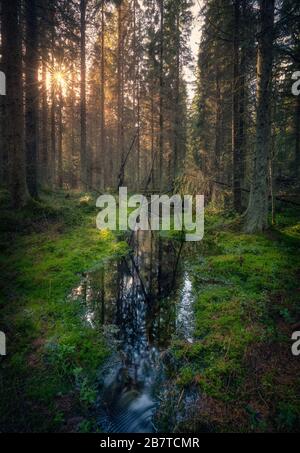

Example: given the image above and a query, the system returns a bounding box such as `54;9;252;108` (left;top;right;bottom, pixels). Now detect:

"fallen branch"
213;180;300;207
117;133;138;190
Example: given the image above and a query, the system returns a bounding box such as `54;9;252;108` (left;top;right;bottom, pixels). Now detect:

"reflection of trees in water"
86;231;184;350
85;231;186;433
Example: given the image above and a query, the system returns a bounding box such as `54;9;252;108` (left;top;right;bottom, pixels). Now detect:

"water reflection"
71;230;194;433
177;273;195;344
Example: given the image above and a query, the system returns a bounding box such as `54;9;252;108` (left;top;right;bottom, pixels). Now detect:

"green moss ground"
158;208;300;433
1;191;299;433
0;191;128;432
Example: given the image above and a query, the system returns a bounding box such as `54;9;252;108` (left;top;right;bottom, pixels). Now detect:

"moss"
164;208;300;433
1;191;300;433
0;191;129;432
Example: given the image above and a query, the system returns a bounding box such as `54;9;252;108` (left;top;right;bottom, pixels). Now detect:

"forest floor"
0;190;129;432
0;190;299;432
158;208;300;433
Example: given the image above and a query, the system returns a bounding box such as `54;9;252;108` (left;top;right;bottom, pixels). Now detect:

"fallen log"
213;180;300;207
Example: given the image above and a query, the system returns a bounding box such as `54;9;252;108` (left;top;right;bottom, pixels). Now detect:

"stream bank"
71;230;195;433
1;191;300;432
156;210;300;433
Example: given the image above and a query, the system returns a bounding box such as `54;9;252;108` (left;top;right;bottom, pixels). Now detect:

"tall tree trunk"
57;82;63;188
151;92;155;189
238;1;247;208
41;0;49;188
133;0;137;187
50;8;56;187
232;0;242;212
295;94;300;178
50;75;56;187
136;83;141;189
80;0;87;188
0;12;8;187
215;65;222;180
159;0;164;191
173;11;180;183
25;0;39;199
117;2;125;188
41;50;49;186
99;1;106;190
245;0;275;233
3;0;29;208
70;63;77;189
133;0;140;190
0;84;5;185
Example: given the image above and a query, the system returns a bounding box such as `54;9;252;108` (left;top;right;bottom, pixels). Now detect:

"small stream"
71;231;195;433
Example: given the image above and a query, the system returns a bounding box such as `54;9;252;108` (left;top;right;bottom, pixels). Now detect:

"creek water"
71;230;195;433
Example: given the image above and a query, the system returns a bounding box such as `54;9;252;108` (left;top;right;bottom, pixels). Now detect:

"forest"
0;0;300;434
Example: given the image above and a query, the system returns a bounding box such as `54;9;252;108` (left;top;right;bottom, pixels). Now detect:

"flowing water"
71;231;195;433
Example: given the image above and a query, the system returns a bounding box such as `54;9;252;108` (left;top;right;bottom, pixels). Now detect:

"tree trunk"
215;65;222;180
70;63;77;189
232;0;242;212
173;11;180;183
159;0;164;191
133;0;141;190
238;0;247;203
3;0;29;208
99;1;106;190
117;2;125;188
245;0;275;233
295;94;300;178
25;0;39;199
151;92;155;189
50;7;56;188
40;0;49;188
0;12;8;187
0;83;5;185
80;0;87;188
57;82;63;188
50;76;56;188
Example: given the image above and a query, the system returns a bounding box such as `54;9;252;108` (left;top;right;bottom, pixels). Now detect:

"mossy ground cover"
159;207;300;433
1;190;300;433
0;190;128;432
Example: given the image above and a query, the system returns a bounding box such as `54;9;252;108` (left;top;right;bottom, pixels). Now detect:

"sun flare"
54;71;65;86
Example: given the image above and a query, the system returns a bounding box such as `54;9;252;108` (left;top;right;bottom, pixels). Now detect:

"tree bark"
159;0;164;191
25;0;39;199
70;64;77;189
80;0;87;188
57;82;63;188
99;1;106;190
245;0;275;233
133;0;141;190
117;2;125;188
295;93;300;178
50;7;56;187
215;66;222;179
232;0;242;212
173;11;180;182
3;0;29;208
0;9;8;187
40;0;49;187
238;2;247;209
